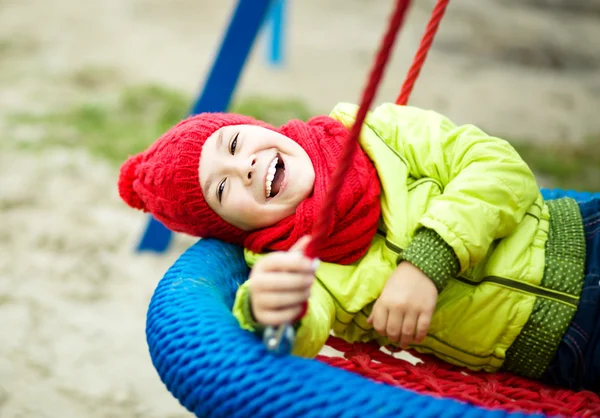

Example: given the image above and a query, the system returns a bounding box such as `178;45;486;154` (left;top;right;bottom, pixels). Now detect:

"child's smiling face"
199;124;315;231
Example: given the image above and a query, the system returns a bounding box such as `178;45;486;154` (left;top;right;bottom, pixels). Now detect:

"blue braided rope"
146;188;599;418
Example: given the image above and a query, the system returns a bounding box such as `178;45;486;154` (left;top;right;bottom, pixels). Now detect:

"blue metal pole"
266;0;286;67
137;0;275;252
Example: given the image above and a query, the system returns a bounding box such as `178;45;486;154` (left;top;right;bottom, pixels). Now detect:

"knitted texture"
504;198;586;378
541;198;586;294
402;228;460;292
304;0;409;261
322;336;600;417
146;238;532;418
238;282;264;333
118;112;271;244
146;188;600;418
244;116;381;264
119;113;381;265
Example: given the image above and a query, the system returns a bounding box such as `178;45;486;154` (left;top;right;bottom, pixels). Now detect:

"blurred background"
1;0;599;416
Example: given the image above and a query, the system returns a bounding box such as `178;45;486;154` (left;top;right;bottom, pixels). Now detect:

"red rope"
320;337;600;417
305;0;412;259
302;0;599;416
396;0;450;105
307;0;450;256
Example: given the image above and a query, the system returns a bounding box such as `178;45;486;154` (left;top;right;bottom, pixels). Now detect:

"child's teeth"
265;156;279;198
265;176;273;198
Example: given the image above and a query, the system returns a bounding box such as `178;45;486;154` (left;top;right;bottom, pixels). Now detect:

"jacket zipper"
377;229;404;264
454;275;578;307
377;230;577;307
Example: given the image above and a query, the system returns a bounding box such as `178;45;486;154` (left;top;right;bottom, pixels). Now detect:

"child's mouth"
265;154;286;199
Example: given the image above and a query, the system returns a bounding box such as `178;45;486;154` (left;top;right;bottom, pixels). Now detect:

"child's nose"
244;156;257;184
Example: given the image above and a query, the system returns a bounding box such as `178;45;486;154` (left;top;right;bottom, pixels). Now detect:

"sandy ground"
1;0;600;417
0;149;197;417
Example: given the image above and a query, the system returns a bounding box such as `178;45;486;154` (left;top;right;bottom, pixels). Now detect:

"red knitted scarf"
244;116;381;265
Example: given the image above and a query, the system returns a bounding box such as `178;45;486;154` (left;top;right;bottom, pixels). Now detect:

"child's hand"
249;236;315;326
368;261;438;349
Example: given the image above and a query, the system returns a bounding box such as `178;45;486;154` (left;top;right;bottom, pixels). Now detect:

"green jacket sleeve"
232;252;337;358
367;103;539;272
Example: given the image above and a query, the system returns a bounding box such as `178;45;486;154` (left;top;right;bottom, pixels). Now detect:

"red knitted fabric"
118;113;271;244
319;336;600;417
245;116;381;264
118;113;381;264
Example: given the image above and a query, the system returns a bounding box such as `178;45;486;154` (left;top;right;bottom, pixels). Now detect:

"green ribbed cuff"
402;228;460;292
240;289;265;334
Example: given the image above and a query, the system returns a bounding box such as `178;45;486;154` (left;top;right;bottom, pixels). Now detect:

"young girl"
118;102;599;392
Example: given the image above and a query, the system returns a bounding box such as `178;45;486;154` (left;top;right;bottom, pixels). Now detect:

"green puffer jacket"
233;103;586;379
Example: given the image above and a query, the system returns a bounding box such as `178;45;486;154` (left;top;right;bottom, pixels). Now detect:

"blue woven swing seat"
146;188;599;418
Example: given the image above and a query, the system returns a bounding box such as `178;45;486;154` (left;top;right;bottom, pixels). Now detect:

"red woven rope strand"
305;0;412;259
301;1;599;415
396;0;450;105
320;337;600;417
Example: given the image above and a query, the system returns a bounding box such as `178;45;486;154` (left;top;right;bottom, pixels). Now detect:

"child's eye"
217;179;226;202
230;133;238;155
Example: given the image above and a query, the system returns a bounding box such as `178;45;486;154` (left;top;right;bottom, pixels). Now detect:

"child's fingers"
414;312;431;344
384;311;403;343
253;289;312;309
255;305;305;326
399;312;417;349
252;272;313;292
370;305;389;337
290;235;311;253
257;251;314;273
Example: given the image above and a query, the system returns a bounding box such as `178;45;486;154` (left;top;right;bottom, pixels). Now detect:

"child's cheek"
230;195;259;215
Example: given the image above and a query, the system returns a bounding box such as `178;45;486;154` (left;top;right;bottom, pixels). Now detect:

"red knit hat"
118;112;274;244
